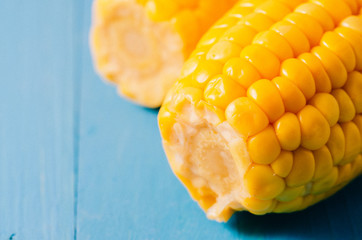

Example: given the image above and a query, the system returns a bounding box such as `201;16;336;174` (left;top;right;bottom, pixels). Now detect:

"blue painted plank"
76;2;362;240
0;0;80;239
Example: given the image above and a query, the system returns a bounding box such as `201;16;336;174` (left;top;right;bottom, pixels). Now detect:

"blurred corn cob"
159;0;362;222
91;0;267;107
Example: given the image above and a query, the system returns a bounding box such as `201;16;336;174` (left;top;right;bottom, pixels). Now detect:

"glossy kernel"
247;79;285;122
340;16;362;35
320;31;356;72
295;3;335;31
220;24;257;48
308;93;340;127
204;75;245;109
339;122;361;165
310;0;352;25
241;12;275;33
271;21;310;56
327;124;346;164
253;30;294;61
271;151;294;178
331;89;356;123
284;12;324;47
343;71;362;113
223;58;261;89
274;113;301;151
242;197;273;214
298;105;331;150
286;148;315;187
298;53;331;93
312;46;347;89
190;59;223;88
247;126;281;164
255;1;291;22
206;41;243;64
335;27;362;71
272;76;306;113
225;97;269;137
240;45;280;79
281;58;315;100
313;146;334;181
244;164;286;200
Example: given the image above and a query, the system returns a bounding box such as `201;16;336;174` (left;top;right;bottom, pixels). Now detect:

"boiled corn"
91;0;262;107
159;0;362;222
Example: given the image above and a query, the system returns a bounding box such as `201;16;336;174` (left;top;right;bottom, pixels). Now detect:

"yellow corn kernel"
272;76;306;113
247;125;281;164
298;105;330;150
298;53;331;93
340;16;362;35
244;164;286;200
274;197;303;213
220;24;257;48
312;46;348;89
308;93;340;127
223;58;261;89
204;75;245;109
298;195;315;211
241;12;275;32
311;167;339;194
342;0;359;14
343;71;362;113
275;0;306;10
284;12;324;47
206;41;243;64
320;31;356;72
255;1;291;22
281;58;315;100
295;3;334;31
335;163;353;186
253;30;294;61
310;0;352;25
331;89;356;123
271;21;310;56
158;107;176;142
271;151;294;178
240;45;280;79
247;80;285;122
276;185;305;202
225;97;269;137
274;113;301;151
352;154;362;177
168;87;203;113
242;197;274;214
189;59;223;88
335;27;362;71
286;148;315;187
145;0;179;21
339;122;361;165
354;115;362;144
313;146;334;181
327;124;346;164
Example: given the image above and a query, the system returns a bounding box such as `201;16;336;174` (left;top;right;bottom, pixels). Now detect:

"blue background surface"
0;0;361;239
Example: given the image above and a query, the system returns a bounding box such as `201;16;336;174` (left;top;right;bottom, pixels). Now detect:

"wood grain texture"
0;0;362;239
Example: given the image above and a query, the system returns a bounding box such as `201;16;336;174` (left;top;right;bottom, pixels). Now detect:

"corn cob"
159;0;362;222
91;0;266;107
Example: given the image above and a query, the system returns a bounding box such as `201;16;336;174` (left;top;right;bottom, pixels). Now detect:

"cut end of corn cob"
90;0;185;107
90;0;244;107
159;0;362;222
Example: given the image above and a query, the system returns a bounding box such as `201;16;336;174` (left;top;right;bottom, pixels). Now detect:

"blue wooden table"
0;1;361;239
